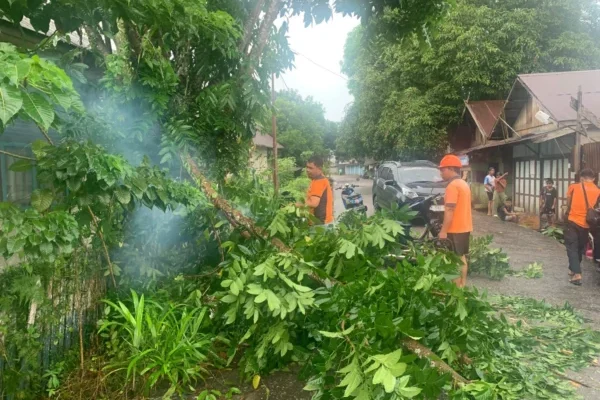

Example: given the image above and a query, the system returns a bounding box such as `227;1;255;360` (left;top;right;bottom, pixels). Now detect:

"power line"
291;49;348;81
280;75;290;90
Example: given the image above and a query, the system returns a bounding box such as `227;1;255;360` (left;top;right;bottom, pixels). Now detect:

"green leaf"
115;186;131;205
338;357;363;397
397;386;422;398
8;159;34;172
31;189;54;212
0;85;23;126
221;294;238;304
246;284;263;295
39;242;53;255
265;290;281;311
16;60;31;81
319;330;343;338
372;366;396;393
31;140;50;158
21;91;54;131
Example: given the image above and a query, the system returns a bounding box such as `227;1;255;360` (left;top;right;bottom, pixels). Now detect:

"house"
0;17;96;205
335;160;365;176
250;132;283;173
450;70;600;219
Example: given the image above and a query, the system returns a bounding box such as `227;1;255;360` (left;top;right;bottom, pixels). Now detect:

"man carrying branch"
298;156;334;225
493;171;509;216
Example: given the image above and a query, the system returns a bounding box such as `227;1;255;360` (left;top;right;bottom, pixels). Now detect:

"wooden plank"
570;97;600;129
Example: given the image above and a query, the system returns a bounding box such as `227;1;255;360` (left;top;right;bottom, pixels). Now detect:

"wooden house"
450;70;600;219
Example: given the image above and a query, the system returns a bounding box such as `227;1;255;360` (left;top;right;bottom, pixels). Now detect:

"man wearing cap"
438;154;473;288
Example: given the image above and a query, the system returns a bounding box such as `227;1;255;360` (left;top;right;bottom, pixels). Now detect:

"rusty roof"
253;132;283;149
518;70;600;123
465;100;505;139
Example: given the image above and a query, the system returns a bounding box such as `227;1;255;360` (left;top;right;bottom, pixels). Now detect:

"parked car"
372;161;447;212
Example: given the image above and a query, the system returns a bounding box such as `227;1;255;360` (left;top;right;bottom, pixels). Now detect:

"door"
375;167;390;207
377;167;397;209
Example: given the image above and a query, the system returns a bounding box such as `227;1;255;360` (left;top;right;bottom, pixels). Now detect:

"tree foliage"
275;90;336;165
338;0;600;161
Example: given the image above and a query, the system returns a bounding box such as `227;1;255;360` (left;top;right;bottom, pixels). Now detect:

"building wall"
250;147;270;173
468;147;514;206
513;98;558;135
344;165;365;175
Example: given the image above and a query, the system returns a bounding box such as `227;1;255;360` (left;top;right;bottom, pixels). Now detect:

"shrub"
98;290;221;397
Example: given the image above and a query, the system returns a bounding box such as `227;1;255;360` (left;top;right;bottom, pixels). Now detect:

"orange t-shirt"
307;177;334;224
444;177;473;233
567;182;600;228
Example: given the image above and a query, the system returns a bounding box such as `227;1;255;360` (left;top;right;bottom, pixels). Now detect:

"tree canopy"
337;0;600;162
275;90;337;165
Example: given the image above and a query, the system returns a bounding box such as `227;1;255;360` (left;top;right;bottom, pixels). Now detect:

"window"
379;167;393;181
397;167;443;184
0;145;36;206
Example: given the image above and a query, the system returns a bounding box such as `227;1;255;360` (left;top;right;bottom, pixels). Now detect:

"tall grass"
99;290;221;397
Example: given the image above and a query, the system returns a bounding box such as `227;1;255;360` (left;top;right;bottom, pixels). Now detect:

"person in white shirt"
484;167;495;216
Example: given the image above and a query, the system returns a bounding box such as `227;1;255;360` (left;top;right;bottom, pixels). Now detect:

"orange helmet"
439;155;462;169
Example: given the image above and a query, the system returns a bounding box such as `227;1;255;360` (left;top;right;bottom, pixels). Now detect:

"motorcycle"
336;184;367;214
407;193;445;240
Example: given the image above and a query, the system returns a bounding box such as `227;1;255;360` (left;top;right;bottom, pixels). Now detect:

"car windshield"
398;167;443;183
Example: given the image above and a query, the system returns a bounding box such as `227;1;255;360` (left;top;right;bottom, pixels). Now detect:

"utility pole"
574;86;583;173
272;73;279;194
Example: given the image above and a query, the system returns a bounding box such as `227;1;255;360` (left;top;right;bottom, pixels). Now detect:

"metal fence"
0;272;105;399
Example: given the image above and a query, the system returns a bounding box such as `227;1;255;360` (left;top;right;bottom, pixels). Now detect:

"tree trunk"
240;0;267;55
248;0;281;72
83;25;110;56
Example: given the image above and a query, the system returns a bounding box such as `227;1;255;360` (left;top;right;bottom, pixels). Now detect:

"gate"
514;158;573;219
514;158;575;219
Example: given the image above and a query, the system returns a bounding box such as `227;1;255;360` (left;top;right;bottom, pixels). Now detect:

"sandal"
569;279;582;286
568;271;575;277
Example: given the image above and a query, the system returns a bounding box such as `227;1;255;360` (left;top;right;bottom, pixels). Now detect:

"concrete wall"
250;147;269;173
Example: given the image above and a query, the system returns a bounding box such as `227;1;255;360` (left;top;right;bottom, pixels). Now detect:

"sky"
276;13;360;122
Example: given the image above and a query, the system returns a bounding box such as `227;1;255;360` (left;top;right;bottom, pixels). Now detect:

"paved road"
331;175;600;397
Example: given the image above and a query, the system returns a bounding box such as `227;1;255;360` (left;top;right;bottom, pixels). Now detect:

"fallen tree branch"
87;206;118;288
401;338;469;386
185;154;289;252
552;370;592;388
183;154;469;384
0;149;36;161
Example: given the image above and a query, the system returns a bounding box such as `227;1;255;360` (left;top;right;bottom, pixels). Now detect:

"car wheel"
373;195;381;211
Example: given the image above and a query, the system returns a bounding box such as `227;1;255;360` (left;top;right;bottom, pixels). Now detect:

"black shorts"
541;207;555;215
486;191;493;201
448;232;471;256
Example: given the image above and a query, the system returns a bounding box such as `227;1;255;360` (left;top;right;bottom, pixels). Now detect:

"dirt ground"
198;175;600;399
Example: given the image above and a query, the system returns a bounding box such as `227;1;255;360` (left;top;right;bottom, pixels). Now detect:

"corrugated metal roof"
253;133;283;149
17;16;91;49
518;70;600;123
465;100;505;138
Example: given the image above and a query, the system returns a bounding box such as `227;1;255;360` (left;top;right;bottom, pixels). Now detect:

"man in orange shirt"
565;168;600;286
438;155;473;288
302;156;334;225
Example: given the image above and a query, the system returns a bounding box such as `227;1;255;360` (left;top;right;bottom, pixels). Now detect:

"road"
331;174;600;398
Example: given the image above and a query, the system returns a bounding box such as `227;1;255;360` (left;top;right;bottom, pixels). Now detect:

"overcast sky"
276;13;360;122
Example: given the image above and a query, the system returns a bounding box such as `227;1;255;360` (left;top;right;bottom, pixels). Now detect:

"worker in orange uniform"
564;168;600;286
301;156;334;225
438;155;473;288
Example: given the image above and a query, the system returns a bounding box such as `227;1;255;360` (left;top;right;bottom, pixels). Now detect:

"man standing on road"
484;167;495;216
300;156;334;225
493;171;509;216
564;169;600;286
438;155;473;288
